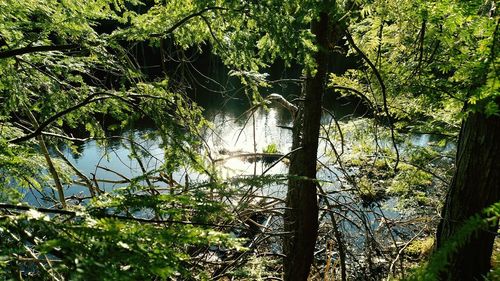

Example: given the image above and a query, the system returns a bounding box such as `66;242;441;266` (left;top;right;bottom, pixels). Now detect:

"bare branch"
344;30;400;171
330;86;375;112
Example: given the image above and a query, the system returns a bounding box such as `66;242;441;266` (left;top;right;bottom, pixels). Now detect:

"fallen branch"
215;152;285;163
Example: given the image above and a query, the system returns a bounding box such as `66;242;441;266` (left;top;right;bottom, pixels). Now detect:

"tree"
341;0;499;279
436;102;500;280
435;9;499;279
0;1;241;279
283;3;331;279
124;1;347;278
2;0;497;279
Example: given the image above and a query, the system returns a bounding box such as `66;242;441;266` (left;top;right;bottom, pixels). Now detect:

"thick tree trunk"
436;104;500;281
283;8;331;281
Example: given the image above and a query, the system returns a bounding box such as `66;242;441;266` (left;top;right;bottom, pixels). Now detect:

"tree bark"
283;7;331;281
436;101;500;281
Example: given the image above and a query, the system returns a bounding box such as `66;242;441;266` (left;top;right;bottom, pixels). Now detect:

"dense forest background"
0;0;498;280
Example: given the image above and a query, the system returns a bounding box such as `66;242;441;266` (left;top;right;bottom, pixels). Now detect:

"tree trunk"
283;8;331;281
436;102;500;281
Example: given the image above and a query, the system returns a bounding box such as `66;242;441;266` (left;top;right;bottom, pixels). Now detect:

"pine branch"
150;6;228;38
0;44;78;59
0;203;241;229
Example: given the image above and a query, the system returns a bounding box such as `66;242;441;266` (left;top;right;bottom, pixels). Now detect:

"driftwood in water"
215;150;285;163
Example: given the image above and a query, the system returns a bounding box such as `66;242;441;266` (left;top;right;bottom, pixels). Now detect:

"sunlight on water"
207;107;292;178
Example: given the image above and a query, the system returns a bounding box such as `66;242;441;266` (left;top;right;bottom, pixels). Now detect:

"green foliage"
0;134;71;203
388;166;432;198
405;201;500;281
0;204;242;280
357;175;380;203
335;0;499;136
0;0;243;279
404;237;434;258
262;143;279;154
1;0;497;279
228;255;279;280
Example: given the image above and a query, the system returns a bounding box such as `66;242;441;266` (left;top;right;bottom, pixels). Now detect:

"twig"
9;94;111;143
262;147;303;176
386;228;426;281
318;183;347;281
54;147;97;196
344;30;400;171
25;108;67;208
